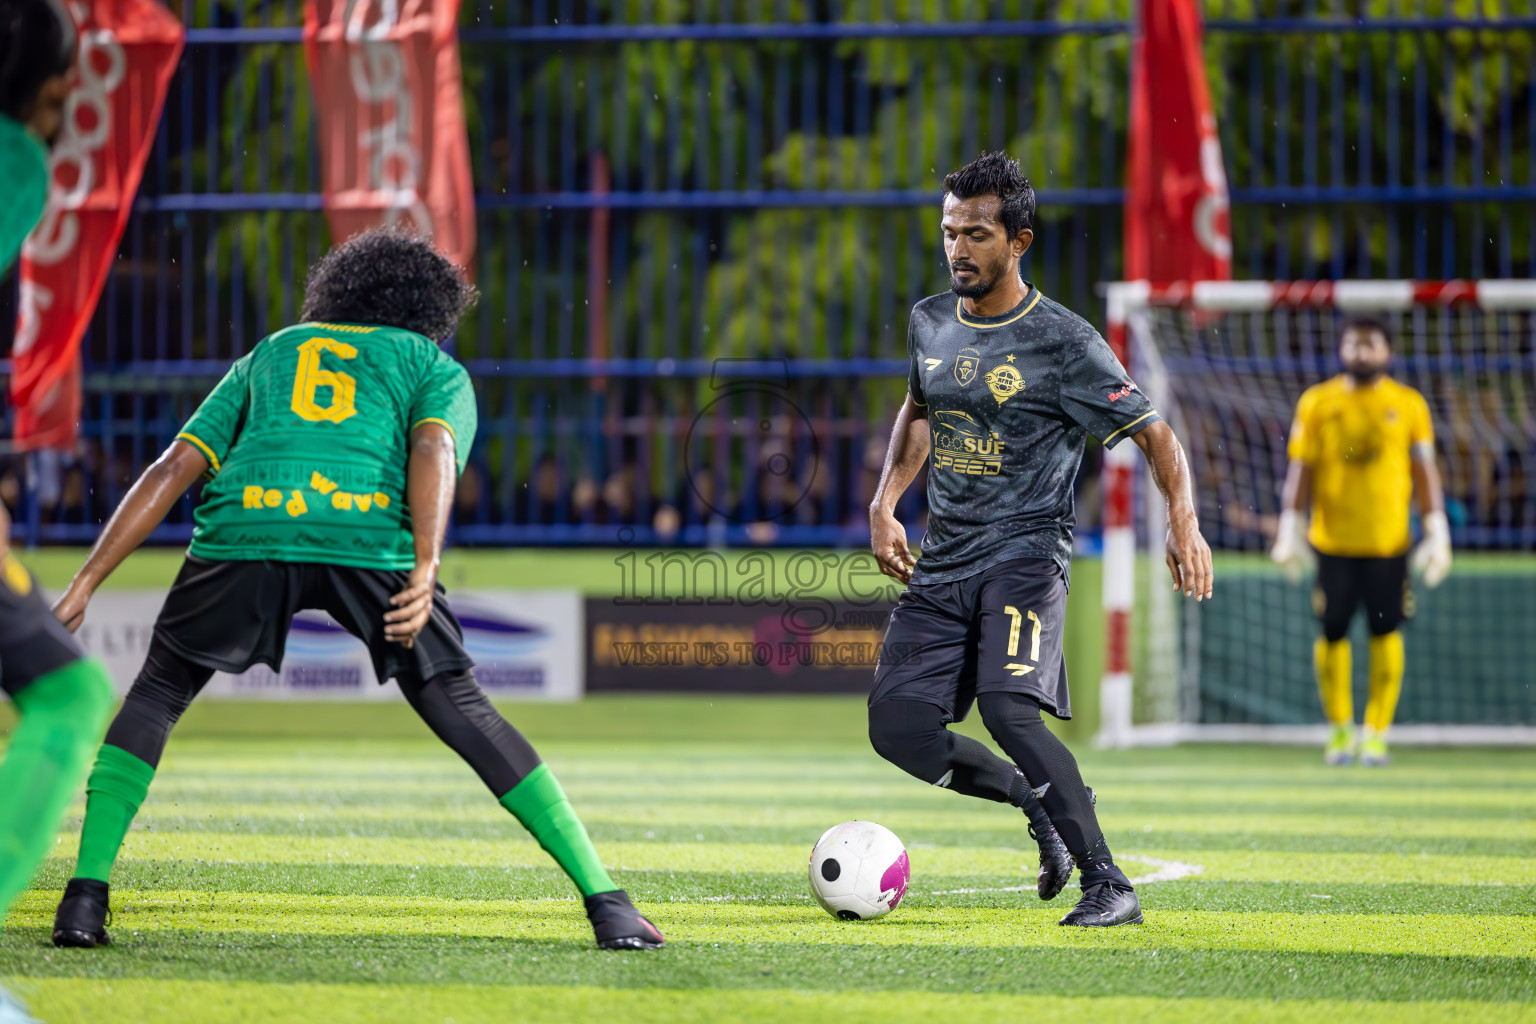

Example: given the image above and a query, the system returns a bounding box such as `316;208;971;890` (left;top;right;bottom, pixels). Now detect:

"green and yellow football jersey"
177;321;477;570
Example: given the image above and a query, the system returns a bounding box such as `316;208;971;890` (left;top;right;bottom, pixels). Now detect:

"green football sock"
0;658;114;920
498;764;616;897
74;743;156;884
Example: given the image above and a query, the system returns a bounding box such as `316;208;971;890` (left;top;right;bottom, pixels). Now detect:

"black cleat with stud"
52;878;113;948
585;890;665;950
1058;882;1143;927
1014;776;1073;901
1027;819;1074;901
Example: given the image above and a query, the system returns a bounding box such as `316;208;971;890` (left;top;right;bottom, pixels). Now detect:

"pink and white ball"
807;821;910;921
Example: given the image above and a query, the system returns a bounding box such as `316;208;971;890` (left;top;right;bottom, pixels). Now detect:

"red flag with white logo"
12;0;184;451
303;0;475;272
1124;0;1230;283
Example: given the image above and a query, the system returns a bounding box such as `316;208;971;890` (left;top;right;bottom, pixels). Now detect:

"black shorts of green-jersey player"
0;5;118;1003
49;229;663;952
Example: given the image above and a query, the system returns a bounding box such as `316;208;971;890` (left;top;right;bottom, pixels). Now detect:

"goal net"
1099;280;1536;747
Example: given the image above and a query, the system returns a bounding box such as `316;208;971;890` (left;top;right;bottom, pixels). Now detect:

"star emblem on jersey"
954;348;980;386
984;362;1026;405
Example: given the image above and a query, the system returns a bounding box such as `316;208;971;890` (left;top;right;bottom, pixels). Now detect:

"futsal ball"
807;820;910;921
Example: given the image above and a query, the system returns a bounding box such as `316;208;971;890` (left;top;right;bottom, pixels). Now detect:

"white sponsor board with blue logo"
76;591;583;702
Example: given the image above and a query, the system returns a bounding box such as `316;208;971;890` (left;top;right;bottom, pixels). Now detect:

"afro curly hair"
301;227;476;342
942;151;1036;241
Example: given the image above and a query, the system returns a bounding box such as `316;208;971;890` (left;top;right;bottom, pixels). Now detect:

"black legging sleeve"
103;636;216;767
868;698;1022;804
397;670;543;799
977;691;1106;859
105;637;542;799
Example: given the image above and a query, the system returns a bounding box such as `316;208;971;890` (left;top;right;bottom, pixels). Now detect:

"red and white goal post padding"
1096;279;1536;749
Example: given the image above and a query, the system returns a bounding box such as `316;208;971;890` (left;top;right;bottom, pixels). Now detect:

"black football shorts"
869;556;1071;721
1312;551;1412;641
152;555;475;686
0;551;86;697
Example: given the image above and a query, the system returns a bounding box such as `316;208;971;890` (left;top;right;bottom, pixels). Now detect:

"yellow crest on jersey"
954;347;980;386
984;363;1025;405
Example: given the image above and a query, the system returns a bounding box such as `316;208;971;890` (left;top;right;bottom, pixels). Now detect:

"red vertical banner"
12;0;184;451
1124;0;1230;284
304;0;475;272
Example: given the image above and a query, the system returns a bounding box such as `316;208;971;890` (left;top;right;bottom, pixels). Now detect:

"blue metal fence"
3;1;1535;547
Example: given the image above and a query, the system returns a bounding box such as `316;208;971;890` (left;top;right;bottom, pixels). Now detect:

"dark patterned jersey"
905;285;1159;584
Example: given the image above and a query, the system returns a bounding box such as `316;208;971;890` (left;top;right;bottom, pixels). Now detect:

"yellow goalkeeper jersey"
1286;374;1434;557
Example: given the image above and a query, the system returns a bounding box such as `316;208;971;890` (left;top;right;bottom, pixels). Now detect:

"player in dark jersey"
0;7;118;1023
47;229;664;952
867;152;1213;927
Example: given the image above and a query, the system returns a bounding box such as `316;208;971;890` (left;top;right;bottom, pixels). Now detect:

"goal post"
1098;279;1536;748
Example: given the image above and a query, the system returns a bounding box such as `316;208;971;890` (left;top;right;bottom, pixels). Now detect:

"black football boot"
585;890;665;950
1059;838;1142;927
1058;882;1143;927
52;878;112;948
1013;775;1073;901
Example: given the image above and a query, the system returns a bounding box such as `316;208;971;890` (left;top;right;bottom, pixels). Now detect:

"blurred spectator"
571;476;599;521
602;467;635;522
652;503;680;543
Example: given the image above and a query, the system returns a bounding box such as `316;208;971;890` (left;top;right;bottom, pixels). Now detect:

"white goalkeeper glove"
1411;510;1452;589
1269;509;1313;581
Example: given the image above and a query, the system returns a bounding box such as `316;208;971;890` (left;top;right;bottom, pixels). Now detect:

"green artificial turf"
2;697;1533;1022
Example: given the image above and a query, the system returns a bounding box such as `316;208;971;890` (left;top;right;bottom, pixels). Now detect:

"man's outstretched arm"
1131;420;1214;601
53;441;210;631
384;422;457;648
869;394;931;584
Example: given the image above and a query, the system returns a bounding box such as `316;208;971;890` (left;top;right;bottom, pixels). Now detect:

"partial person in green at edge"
0;0;73;272
47;227;666;952
0;3;119;1023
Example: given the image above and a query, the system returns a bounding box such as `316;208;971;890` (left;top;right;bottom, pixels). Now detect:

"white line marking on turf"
1124;854;1205;885
653;854;1206;902
921;853;1203;895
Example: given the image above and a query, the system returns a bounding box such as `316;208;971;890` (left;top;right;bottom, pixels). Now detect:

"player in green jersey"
47;229;665;952
1;5;118;1022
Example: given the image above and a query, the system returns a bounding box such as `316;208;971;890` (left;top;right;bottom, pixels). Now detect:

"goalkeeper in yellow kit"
1271;319;1450;766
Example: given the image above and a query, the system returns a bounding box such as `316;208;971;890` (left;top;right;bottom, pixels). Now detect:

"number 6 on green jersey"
290;336;359;423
